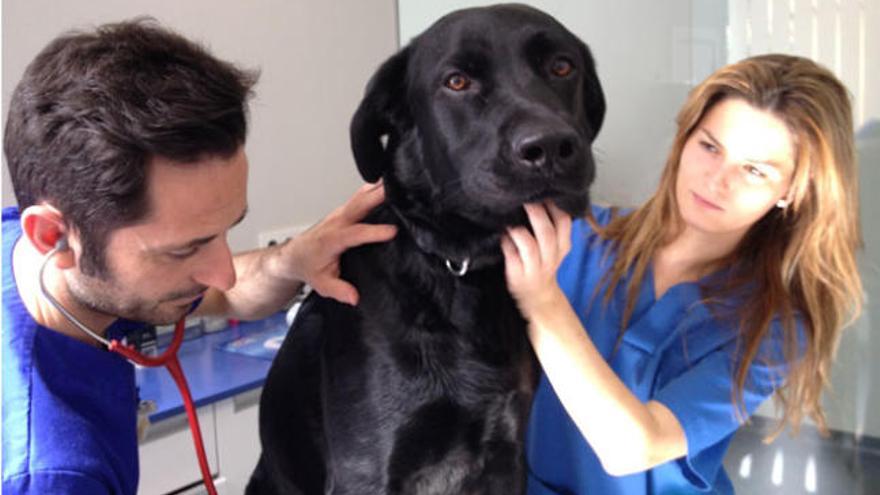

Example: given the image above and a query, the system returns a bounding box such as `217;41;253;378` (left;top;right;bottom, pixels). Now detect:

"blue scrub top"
526;206;795;494
2;207;143;494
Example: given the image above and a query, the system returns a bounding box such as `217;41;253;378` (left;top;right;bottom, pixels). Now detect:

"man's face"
65;147;249;325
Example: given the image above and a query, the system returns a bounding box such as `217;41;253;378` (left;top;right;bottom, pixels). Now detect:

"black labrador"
247;4;605;494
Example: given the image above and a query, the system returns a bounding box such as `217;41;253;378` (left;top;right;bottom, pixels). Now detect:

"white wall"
1;0;398;252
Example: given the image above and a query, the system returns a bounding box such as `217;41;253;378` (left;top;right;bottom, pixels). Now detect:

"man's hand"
280;181;397;305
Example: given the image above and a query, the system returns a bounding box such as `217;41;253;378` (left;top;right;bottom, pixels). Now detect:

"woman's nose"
706;161;734;194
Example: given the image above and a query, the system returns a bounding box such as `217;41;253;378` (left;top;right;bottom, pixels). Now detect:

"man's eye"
168;247;199;259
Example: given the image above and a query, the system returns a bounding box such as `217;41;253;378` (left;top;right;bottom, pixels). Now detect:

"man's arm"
194;182;396;320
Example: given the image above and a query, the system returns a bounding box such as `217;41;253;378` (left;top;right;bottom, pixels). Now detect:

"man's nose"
193;237;236;291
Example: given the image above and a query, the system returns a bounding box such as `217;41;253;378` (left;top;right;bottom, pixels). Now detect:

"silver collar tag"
445;258;470;277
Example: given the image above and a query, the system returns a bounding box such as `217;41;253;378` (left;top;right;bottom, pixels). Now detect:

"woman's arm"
501;202;687;476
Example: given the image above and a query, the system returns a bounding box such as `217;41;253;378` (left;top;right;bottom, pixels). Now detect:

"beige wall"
2;0;399;252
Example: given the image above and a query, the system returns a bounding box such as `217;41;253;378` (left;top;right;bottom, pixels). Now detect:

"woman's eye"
699;141;718;154
744;164;767;179
444;73;471;91
550;57;574;77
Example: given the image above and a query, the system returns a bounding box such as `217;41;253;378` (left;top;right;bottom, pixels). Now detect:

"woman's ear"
776;187;795;209
20;204;76;268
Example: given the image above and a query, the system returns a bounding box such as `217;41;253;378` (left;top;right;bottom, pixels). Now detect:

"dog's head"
351;4;604;231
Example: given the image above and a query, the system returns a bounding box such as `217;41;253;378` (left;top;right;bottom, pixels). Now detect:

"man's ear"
20;204;75;268
349;46;412;183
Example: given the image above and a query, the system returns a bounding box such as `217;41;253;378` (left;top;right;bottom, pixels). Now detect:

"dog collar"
444;258;470;277
386;204;499;277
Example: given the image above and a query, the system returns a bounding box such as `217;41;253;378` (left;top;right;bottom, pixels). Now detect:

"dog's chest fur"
312;211;535;493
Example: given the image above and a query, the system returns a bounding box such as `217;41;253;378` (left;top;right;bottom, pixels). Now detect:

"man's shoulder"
3;318;139;495
2;353;138;494
2;205;21;222
3;469;111;494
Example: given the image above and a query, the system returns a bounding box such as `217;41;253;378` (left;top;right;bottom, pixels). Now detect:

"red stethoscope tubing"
111;320;218;495
39;244;217;494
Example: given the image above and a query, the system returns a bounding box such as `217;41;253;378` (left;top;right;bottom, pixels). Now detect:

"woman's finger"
500;233;523;279
545;201;573;256
506;226;540;274
523;203;556;265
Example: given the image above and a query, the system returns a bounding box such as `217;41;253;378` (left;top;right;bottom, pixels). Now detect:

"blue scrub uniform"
526;206;795;494
2;207;144;494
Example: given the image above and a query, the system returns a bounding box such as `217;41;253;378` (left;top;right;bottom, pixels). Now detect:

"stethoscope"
39;240;219;495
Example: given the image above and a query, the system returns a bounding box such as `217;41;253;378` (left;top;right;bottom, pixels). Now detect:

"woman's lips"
692;191;724;211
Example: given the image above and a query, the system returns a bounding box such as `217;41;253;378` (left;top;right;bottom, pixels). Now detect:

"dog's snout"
514;131;579;169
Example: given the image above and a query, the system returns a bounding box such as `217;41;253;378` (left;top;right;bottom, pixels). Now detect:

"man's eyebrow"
162;207;248;251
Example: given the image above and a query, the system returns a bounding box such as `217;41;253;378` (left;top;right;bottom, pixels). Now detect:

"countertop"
135;312;288;422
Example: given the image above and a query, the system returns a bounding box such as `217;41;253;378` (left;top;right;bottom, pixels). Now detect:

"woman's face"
675;97;795;240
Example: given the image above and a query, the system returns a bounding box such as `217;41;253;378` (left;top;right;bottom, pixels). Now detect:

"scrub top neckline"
645;261;703;306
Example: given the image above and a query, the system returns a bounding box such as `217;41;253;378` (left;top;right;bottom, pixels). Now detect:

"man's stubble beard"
65;270;200;326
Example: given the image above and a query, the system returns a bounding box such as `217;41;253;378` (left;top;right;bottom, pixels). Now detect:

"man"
1;19;395;494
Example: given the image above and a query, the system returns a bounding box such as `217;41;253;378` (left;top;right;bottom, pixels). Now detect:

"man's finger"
335;223;398;251
339;181;386;222
312;277;359;306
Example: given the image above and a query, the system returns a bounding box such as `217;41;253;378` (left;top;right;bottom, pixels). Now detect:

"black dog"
247;4;604;494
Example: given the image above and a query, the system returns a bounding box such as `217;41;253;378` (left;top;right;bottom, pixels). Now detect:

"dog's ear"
350;46;411;183
578;42;606;138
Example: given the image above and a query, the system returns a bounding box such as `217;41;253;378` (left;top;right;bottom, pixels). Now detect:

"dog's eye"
550;58;574;77
444;73;471;91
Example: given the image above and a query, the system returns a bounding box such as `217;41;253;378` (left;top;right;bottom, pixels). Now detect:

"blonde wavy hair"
597;54;863;436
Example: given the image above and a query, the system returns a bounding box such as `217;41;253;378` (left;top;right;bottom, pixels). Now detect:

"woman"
501;54;863;494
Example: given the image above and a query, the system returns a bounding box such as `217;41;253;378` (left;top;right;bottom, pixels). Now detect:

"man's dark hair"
3;18;258;275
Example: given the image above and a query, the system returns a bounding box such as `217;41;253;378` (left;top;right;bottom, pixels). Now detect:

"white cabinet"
138;388;262;495
214;388;263;495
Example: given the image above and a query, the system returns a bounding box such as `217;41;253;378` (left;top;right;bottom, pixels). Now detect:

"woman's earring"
776;199;789;209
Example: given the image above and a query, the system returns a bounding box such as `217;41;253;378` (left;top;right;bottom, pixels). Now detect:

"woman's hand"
500;201;572;315
502;202;688;475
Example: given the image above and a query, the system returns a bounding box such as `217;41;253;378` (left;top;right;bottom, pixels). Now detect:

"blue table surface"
135;312;288;422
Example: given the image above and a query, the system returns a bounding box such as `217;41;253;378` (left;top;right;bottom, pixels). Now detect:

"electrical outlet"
258;224;310;248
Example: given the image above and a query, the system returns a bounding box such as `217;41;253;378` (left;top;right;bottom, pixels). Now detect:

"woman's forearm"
525;288;688;475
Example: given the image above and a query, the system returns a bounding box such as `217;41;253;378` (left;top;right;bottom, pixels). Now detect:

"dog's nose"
514;132;579;169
